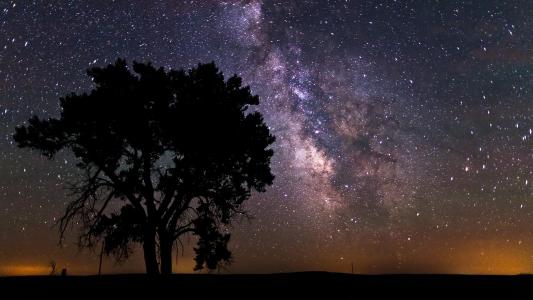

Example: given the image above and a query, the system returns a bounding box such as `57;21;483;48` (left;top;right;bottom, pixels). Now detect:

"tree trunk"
143;228;159;275
159;232;173;275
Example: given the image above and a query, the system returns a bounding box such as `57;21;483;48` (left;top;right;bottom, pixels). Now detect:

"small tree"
14;59;275;274
49;259;57;275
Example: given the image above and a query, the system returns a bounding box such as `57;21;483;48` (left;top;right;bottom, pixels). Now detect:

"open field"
1;272;533;299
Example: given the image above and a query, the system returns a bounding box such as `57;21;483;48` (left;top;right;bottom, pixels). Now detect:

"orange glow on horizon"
447;242;533;275
2;239;532;276
0;265;51;276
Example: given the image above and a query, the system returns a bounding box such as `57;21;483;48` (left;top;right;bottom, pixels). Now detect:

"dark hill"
1;272;532;299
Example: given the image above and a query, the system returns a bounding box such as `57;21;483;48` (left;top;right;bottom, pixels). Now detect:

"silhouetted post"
98;241;104;275
61;268;67;276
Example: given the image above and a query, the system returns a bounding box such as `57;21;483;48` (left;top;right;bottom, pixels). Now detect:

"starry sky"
0;0;532;275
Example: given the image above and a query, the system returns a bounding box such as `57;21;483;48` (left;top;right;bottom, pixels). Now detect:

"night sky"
1;0;532;275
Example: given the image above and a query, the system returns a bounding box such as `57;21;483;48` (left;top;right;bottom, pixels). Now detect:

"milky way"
0;1;532;274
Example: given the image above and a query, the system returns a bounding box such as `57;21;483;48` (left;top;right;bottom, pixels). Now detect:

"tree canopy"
14;59;275;274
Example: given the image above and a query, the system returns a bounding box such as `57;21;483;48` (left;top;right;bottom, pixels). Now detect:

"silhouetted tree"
49;259;56;275
14;59;275;274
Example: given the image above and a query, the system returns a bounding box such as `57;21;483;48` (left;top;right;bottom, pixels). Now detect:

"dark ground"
1;272;533;299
